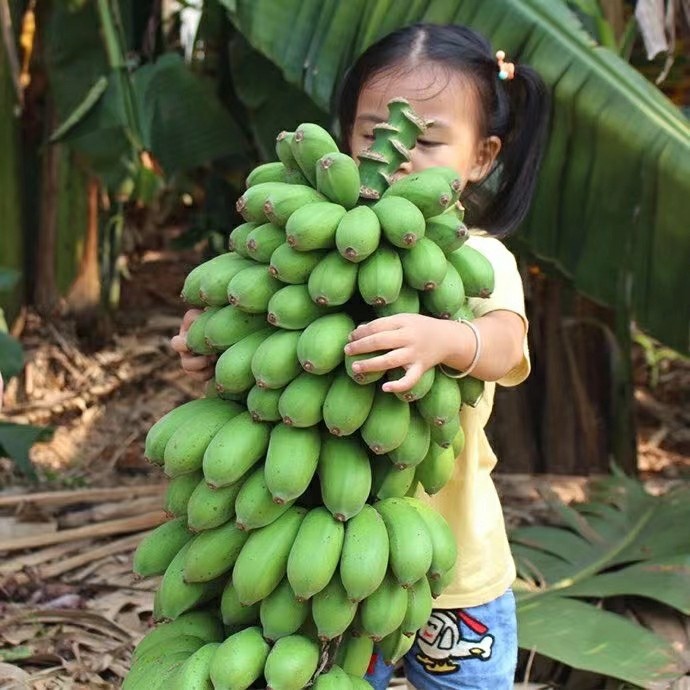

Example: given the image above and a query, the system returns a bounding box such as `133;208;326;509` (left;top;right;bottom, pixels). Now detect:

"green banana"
374;283;419;317
204;305;267;351
373;196;426;248
390;366;435;403
164;471;203;517
220;579;260;627
423;166;463;198
290;123;339;185
357;243;403;306
276;131;298;170
182;253;249;306
227;265;282;314
288;506;345;600
163;401;243;478
214;328;274;394
452;424;466;456
336;633;374;677
251;329;303;389
374;498;433;587
265;635;321;690
312;573;358;641
132;612;223;661
378;628;415;665
264;185;326;227
186;307;222;355
269;243;326;284
459;376;485;407
247;161;307;187
401;575;434;636
236;182;286;223
155;542;224;621
199;255;254;307
145;399;225;465
448;243;495;298
344;353;386;385
335;205;381;263
308;250;359;306
340;504;389;602
209;626;270;690
382;171;453;218
228;222;257;257
388;408;431;469
265;424;321;504
234;465;295;531
245;222;285;264
322;371;376;436
126;645;202;690
371;457;416;500
429;414;462;448
278;371;332;427
232;506;306;605
267;284;328;329
416;371;461;426
429;562;456;598
401;237;448;291
170;641;219;690
360;571;408;641
133;517;192;578
183;520;249;582
186;478;244;532
349;674;374;690
415;443;456;495
246;384;284;422
316;152;361;209
319;436;372;522
285;201;346;251
451;299;475;322
405;497;457;579
312;665;352;690
421;261;465;318
202;411;271;488
361;389;410;455
425;213;469;254
260;577;310;641
297;313;355;375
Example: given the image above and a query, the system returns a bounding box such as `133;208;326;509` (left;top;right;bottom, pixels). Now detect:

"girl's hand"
170;309;216;382
344;314;453;393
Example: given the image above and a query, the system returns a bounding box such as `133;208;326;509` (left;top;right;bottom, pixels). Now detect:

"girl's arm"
344;311;525;393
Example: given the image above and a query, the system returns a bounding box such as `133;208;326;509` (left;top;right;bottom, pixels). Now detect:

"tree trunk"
488;269;637;476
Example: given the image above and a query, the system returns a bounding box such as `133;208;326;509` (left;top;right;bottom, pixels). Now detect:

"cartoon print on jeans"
415;610;494;674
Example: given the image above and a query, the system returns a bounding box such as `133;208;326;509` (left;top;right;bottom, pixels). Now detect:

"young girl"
171;23;549;690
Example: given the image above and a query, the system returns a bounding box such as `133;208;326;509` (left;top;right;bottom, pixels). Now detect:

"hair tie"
496;50;515;81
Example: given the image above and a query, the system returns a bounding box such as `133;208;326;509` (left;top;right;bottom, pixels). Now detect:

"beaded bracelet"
440;319;482;379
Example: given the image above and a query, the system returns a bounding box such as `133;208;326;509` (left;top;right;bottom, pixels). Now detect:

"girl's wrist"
438;318;480;373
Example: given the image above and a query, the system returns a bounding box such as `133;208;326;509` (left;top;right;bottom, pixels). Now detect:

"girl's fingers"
351;348;411;374
170;334;190;354
187;369;214;382
181;353;213;372
348;316;403;342
344;330;408;356
382;363;425;393
181;308;203;332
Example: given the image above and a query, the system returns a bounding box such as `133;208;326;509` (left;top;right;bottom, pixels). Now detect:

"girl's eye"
362;134;375;142
417;139;442;148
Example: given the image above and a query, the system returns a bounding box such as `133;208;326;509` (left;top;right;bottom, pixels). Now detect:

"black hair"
335;23;550;237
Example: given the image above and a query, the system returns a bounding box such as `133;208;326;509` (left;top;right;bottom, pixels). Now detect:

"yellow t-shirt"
416;232;530;609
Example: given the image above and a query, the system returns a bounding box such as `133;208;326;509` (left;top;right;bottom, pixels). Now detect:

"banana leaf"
222;0;690;353
511;470;690;685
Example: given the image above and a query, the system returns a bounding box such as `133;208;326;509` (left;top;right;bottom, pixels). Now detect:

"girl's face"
350;63;501;188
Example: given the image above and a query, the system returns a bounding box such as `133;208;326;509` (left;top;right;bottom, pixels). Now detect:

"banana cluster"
126;102;496;690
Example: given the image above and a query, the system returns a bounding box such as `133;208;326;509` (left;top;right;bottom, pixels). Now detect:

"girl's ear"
467;135;502;182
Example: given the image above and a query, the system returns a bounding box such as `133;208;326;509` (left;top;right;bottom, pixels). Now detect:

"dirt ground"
0;236;688;689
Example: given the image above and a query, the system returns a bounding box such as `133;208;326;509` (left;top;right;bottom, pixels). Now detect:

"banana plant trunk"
487;268;636;475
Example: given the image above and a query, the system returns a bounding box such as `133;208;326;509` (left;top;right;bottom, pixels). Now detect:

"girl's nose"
395;158;413;178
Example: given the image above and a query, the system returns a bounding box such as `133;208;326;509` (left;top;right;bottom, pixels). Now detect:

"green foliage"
223;0;690;353
512;469;690;685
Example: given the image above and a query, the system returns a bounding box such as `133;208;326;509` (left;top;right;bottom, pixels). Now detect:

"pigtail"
480;64;550;237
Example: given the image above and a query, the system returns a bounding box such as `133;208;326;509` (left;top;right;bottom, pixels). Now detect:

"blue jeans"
365;588;517;690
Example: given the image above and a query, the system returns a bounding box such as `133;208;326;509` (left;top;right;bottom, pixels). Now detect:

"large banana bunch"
125;99;495;690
